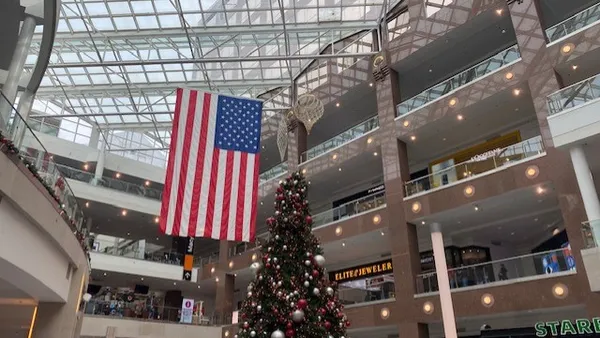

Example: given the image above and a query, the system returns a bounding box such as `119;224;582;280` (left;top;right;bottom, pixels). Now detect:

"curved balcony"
416;248;576;295
546;2;600;43
259;162;288;184
547;73;600;116
312;190;386;229
300;115;379;163
404;136;545;198
396;45;521;117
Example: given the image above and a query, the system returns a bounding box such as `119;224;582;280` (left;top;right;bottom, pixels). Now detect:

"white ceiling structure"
23;0;405;153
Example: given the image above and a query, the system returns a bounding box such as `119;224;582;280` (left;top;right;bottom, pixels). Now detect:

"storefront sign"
367;184;385;194
329;259;393;283
469;148;503;162
535;318;600;336
183;237;194;281
180;298;195;324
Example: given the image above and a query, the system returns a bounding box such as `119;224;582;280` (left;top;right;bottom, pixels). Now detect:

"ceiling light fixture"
115;173;121;178
525;165;539;179
410;135;416;141
338;168;342;172
335;102;340;107
536;186;545;195
412;202;422;213
403;120;410;127
561;43;574;55
505;72;514;80
252;253;258;261
215;277;220;282
121;210;128;216
85;202;90;208
369;82;374;87
332;154;338;160
302;168;307;174
449;98;458;107
474;205;479;211
380;308;390;319
513;88;521;96
367;137;373;144
495;8;503;15
335;226;343;236
423;301;434;314
341;241;346;247
145;180;151;186
373;152;378;156
154;217;159;223
552;283;568;299
572;65;578;70
83;163;89;170
380;231;385;236
481;294;495;307
457;114;464;121
373;214;381;224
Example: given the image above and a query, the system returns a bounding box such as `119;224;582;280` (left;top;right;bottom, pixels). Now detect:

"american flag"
160;88;262;242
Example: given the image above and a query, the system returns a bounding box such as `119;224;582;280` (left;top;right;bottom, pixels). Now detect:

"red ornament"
305;215;312;223
345;320;351;327
286;322;293;329
319;308;326;315
243;322;249;329
277;186;283;193
297;299;308;309
267;217;275;225
324;321;331;329
266;263;271;269
286;329;295;337
312;270;319;277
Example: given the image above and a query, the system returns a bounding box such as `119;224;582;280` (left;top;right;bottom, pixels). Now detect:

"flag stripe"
159;88;183;234
211;151;228;239
165;89;191;235
242;154;256;242
235;153;247;242
249;154;260;242
196;95;218;237
228;152;241;241
161;88;262;242
188;93;212;237
172;90;198;236
203;149;220;238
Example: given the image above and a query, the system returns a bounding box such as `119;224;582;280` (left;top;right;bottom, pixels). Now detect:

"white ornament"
292;309;305;322
277;281;282;286
306;252;311;257
304;281;310;287
247;292;253;297
290;302;295;307
247;285;253;292
259;275;264;281
283;245;287;250
250;331;256;337
257;305;262;311
276;265;281;270
304;260;311;266
326;287;334;296
304;272;309;278
313;288;320;296
274;257;278;263
314;255;325;267
250;262;262;274
271;330;285;338
275;235;280;240
277;291;282;297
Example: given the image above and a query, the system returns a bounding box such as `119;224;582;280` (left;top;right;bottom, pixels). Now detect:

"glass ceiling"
24;0;394;150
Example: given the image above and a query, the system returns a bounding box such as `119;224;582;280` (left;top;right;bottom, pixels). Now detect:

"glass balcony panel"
547;73;600;115
337;274;395;306
84;300;230;325
415;248;576;294
260;162;288;183
582;220;600;249
90;237;183;266
397;45;521;117
1;93;86;240
404;136;544;197
312;190;386;228
546;2;600;42
301;115;379;162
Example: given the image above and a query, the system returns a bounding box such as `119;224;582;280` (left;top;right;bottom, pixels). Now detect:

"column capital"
429;222;441;233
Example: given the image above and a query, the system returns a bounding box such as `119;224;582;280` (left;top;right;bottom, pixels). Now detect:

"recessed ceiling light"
103;272;107;276
173;282;177;285
505;72;514;80
457;114;464;121
536;186;545;195
260;201;264;205
83;163;89;170
85;202;90;208
369;82;373;87
154;216;159;223
474;205;479;211
145;180;151;186
342;242;346;247
380;231;385;236
335;102;340;107
127;232;130;236
428;69;432;73
449;98;458;107
338;167;342;172
496;8;503;15
403;120;410;127
332;154;338;160
513;88;521;96
367;137;373;144
373;152;378;156
121;210;128;216
410;135;416;141
141;277;144;281
561;43;574;55
116;172;121;178
572;65;578;70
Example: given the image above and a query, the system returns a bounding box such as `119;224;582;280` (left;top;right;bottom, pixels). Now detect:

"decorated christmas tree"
236;171;350;338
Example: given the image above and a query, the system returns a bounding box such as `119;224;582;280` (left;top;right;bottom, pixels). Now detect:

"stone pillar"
0;16;37;127
31;263;89;338
214;272;235;325
91;141;105;186
374;61;422;306
164;290;183;322
398;322;430;338
12;89;35;148
570;146;600;224
89;128;100;149
430;223;457;338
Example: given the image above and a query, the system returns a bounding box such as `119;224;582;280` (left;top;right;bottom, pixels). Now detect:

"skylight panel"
85;2;110;15
131;1;155;14
158;14;182;28
114;17;137;30
108;2;132;15
90;17;115;31
136;16;160;29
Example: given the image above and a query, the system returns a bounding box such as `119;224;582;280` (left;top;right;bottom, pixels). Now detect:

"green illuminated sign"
535;318;600;336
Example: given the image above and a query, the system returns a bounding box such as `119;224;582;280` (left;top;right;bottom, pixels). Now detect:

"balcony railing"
84;300;232;326
416;248;576;294
90;238;183;266
582;220;600;249
53;164;165;200
396;45;521;117
546;2;600;43
300;115;379;163
404;135;544;198
547;73;600;116
312;190;386;228
0;93;87;246
260;162;288;184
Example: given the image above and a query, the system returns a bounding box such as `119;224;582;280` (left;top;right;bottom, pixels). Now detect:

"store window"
329;259;395;305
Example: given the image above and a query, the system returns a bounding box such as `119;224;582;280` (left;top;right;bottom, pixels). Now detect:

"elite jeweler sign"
535;318;600;336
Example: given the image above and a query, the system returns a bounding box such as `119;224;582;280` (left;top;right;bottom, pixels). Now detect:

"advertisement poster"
180;298;194;324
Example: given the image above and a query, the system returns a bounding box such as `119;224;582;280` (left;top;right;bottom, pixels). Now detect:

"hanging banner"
180;298;195;324
183;237;194;281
